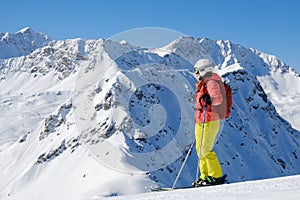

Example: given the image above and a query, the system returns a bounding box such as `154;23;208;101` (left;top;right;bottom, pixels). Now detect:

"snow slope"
0;28;300;200
108;175;300;200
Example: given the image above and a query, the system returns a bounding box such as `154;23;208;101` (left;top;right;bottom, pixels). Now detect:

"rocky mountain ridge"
0;28;299;199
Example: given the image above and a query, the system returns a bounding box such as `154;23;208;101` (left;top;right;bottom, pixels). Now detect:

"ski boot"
192;178;206;187
193;174;227;187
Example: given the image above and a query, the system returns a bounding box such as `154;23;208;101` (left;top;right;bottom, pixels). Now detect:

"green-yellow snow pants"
195;120;223;179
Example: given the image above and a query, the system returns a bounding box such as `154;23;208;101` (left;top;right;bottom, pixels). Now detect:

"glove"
201;94;212;106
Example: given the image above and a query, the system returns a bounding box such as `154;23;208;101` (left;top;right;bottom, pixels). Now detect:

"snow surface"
107;175;300;200
0;28;300;200
0;27;51;59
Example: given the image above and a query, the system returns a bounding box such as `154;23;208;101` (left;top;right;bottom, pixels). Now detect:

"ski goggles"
194;67;199;74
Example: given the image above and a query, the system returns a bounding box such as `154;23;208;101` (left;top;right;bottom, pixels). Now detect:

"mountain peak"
161;36;211;64
0;28;52;59
16;27;33;34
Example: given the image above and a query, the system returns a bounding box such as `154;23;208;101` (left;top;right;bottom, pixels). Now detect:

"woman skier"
192;58;226;187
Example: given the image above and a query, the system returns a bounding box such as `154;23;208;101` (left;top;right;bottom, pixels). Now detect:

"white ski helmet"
194;58;215;76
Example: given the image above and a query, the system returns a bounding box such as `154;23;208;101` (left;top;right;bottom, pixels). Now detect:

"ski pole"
172;140;195;189
196;106;207;182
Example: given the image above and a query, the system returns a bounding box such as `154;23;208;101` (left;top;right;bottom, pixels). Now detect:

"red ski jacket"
194;73;223;123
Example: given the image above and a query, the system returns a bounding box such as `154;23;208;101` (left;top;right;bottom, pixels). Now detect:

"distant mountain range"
0;28;299;200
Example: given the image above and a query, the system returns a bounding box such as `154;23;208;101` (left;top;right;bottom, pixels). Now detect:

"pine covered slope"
0;29;299;199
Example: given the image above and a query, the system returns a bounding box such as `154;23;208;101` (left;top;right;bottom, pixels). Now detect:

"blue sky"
1;0;299;72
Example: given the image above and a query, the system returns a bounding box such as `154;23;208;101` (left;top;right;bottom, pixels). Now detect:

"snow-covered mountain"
0;28;299;200
0;27;51;59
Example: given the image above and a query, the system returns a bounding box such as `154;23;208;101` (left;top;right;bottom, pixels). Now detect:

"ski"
150;187;175;192
149;186;191;192
149;174;228;192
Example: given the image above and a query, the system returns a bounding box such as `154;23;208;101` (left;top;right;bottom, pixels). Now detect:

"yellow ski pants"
195;120;223;179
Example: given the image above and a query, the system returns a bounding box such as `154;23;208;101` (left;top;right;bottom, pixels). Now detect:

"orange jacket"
194;73;223;123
